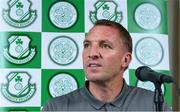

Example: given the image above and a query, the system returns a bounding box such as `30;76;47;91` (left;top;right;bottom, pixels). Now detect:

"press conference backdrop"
0;0;171;111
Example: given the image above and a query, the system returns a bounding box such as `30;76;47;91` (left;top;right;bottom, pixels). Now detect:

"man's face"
83;25;131;82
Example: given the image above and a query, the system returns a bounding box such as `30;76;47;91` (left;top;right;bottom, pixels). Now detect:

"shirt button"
104;103;113;111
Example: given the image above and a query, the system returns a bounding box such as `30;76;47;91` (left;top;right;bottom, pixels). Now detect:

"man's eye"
101;44;112;49
84;43;90;48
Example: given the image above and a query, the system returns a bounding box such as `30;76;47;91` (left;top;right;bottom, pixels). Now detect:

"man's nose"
88;45;101;59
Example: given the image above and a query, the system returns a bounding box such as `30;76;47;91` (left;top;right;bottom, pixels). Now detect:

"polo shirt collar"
81;81;105;110
111;80;130;108
80;80;130;110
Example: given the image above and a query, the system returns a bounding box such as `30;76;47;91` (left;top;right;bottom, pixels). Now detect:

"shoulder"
125;85;155;103
126;85;171;111
42;88;84;111
128;85;154;96
120;85;155;110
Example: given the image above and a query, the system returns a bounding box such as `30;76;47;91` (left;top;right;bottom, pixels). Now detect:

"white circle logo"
49;1;77;29
135;37;163;66
49;73;78;97
49;36;78;65
134;3;161;30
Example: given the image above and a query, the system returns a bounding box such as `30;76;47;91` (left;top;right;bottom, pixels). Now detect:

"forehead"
86;25;121;42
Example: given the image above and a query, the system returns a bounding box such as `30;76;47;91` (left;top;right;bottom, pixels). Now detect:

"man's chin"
86;76;108;83
86;76;100;81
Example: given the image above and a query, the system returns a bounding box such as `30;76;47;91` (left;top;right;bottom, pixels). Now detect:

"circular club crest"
134;3;161;30
48;36;78;65
49;1;77;29
49;73;78;97
135;37;163;66
137;80;165;94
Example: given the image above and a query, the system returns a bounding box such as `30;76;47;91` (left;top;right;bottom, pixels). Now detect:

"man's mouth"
88;63;102;67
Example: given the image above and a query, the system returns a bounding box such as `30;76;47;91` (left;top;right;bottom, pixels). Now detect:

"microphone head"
135;66;151;81
136;66;174;83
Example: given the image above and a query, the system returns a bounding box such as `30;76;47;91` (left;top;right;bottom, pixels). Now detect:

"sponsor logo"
49;73;77;97
48;36;78;65
90;1;123;23
1;72;36;103
135;37;163;66
134;3;161;30
2;0;37;28
3;35;36;64
49;1;77;29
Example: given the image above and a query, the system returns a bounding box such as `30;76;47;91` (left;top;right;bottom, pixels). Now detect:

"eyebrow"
83;40;90;44
83;39;113;45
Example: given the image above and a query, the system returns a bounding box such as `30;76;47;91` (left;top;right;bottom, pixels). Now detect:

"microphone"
135;66;174;83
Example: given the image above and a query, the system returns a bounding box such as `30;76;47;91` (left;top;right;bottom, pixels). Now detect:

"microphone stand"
154;81;164;111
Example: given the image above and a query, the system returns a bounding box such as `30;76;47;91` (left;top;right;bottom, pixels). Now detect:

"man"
42;19;170;111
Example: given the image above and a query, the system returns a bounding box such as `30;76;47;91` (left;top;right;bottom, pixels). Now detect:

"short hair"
94;19;132;53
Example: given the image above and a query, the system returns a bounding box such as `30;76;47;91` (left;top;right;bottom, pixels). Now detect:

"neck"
89;77;124;103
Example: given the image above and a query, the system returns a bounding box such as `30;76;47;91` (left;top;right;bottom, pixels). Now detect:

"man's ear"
122;52;132;68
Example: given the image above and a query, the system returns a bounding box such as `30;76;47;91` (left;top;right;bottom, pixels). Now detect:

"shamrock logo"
15;76;22;83
16;2;23;9
103;4;109;10
16;38;23;45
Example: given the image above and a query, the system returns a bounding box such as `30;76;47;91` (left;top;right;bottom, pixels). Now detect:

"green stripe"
8;73;18;82
108;14;115;20
8;36;18;44
18;47;29;59
18;11;30;21
9;0;19;7
17;84;29;96
96;1;105;10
